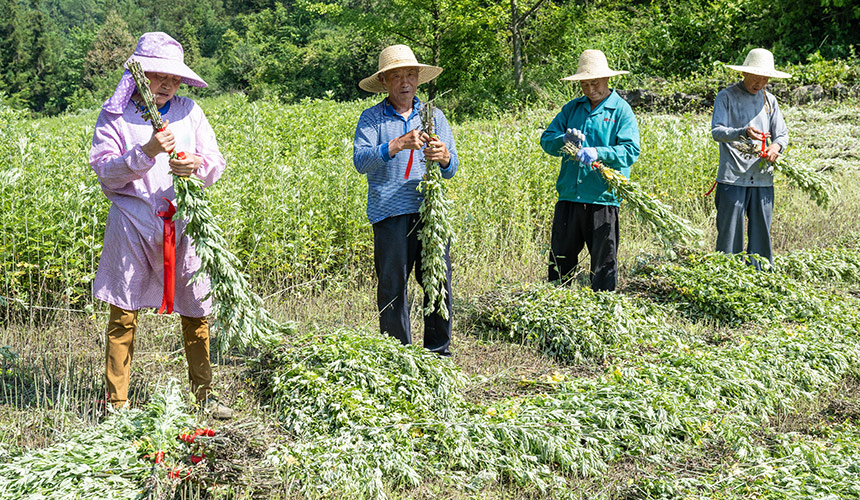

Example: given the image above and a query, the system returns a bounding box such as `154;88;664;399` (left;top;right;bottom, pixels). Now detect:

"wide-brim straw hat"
124;32;207;88
359;45;443;93
725;48;792;79
562;49;629;81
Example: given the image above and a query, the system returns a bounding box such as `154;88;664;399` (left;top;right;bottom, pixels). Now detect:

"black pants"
373;213;452;355
548;201;619;291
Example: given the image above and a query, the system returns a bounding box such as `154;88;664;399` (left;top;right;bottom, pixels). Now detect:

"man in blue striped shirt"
353;44;459;355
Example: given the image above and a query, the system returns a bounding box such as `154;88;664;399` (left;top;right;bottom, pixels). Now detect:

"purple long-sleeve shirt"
89;96;225;316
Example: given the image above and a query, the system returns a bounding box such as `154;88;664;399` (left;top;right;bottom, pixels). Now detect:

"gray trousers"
714;183;774;268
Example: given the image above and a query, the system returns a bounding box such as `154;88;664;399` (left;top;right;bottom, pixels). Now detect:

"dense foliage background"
1;0;859;115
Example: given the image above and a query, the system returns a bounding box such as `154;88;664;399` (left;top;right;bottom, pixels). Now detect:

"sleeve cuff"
440;156;457;173
381;142;393;162
133;145;157;171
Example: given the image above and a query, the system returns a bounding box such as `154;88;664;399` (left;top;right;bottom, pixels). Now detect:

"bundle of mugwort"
734;135;837;208
128;60;293;352
561;140;702;249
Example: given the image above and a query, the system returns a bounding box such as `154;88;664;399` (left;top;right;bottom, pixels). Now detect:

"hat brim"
359;63;443;93
725;64;792;79
561;70;629;81
125;56;208;88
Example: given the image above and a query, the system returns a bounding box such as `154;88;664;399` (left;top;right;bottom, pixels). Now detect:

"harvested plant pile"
774;246;860;286
461;249;860;498
249;248;860;498
0;381;197;499
252;328;599;498
468;283;667;363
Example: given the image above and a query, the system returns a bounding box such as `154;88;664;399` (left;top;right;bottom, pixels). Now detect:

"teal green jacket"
540;90;640;206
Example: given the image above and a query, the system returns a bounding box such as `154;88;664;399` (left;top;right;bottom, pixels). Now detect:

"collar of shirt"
382;96;421;121
732;81;763;97
573;89;621;115
131;98;171;116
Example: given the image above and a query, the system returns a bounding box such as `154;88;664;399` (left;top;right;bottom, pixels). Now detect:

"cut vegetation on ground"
2;97;859;499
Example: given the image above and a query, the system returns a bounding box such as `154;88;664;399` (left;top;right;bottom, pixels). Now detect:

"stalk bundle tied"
561;141;702;249
417;102;453;319
127;59;293;352
734;138;838;208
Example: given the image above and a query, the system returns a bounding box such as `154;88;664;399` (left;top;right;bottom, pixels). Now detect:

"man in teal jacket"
540;49;640;291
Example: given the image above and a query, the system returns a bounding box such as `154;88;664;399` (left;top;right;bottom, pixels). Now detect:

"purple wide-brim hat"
124;32;207;88
103;32;206;114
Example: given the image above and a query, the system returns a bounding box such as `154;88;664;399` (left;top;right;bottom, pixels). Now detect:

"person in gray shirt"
711;48;791;268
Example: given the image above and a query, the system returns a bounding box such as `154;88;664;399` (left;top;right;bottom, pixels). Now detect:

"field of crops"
1;94;859;499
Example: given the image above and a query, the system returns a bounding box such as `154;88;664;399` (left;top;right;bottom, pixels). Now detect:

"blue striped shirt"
353;97;459;224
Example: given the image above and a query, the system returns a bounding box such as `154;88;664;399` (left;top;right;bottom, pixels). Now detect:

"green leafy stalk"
734;140;838;208
766;148;837;208
561;141;702;249
127;59;293;352
417;102;453;319
0;381;197;499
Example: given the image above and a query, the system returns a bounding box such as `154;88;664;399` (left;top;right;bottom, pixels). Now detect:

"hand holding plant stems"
560;141;703;249
417;101;453;319
127;60;294;352
739;136;838;208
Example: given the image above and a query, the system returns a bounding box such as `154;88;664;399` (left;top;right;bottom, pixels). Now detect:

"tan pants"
105;305;212;406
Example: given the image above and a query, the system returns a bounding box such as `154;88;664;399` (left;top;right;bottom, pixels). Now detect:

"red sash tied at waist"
156;197;177;314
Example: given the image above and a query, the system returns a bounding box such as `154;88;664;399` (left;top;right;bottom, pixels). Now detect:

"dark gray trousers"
548;201;619;291
714;183;774;268
373;213;452;355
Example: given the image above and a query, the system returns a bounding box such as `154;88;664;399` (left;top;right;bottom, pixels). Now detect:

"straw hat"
359;45;443;93
124;32;207;88
725;48;792;79
561;50;629;81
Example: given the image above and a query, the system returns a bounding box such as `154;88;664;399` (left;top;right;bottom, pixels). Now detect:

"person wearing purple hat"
90;32;232;418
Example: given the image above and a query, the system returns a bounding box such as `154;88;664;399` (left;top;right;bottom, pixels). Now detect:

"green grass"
2;96;860;499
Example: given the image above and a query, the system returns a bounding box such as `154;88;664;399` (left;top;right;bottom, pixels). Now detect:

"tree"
180;21;201;66
316;0;504;100
84;10;135;87
510;0;548;88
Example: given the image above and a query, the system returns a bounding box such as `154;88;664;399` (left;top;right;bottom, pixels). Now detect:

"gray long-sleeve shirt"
711;82;788;187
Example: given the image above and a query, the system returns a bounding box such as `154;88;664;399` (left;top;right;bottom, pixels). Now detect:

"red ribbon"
704;180;717;197
156;197;176;314
404;150;414;179
760;132;771;158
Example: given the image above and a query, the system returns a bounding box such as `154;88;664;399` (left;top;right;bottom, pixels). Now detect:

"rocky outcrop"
616;83;860;111
615;89;713;112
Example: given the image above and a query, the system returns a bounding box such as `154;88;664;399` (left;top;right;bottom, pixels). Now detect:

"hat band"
378;58;421;71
